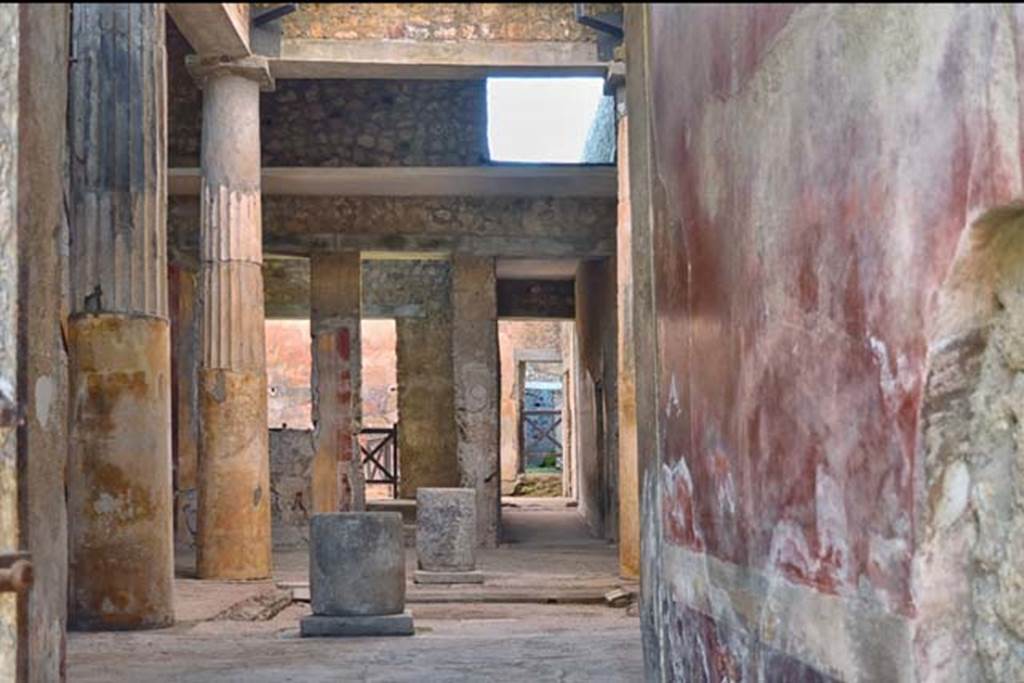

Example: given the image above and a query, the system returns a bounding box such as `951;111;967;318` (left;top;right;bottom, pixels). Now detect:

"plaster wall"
639;4;1024;679
574;258;618;540
16;4;68;677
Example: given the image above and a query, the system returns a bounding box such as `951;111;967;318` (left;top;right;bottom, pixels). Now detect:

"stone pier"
169;263;200;546
192;56;274;580
310;252;363;513
451;255;500;547
396;267;458;497
66;4;174;630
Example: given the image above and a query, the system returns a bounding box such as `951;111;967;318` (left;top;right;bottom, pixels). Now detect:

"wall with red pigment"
638;4;1024;680
265;319;398;430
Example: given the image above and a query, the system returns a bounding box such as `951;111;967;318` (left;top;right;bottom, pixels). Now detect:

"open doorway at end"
499;320;576;502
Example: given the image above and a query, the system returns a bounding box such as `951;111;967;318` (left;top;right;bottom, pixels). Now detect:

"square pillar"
397;264;458;498
451;255;500;547
310;251;363;512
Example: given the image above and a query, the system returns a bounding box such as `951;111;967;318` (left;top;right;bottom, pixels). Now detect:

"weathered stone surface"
413;569;484;585
273;3;613;42
309;512;405;617
168;195;616;259
451;256;500;548
196;52;272;579
67;315;175;630
173;76;486;168
397;314;458;497
638;4;1024;680
310;252;363;513
196;368;272;580
17;3;69;675
0;3;18;672
269;428;314;549
574;258;618;540
300;611;414;637
614;115;639;579
263;80;486;167
68;4;168;318
67;3;174;632
416;488;477;572
169;264;200;546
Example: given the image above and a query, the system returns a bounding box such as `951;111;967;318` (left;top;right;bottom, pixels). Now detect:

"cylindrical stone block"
310;513;405;616
416;488;477;572
67;314;174;630
196;368;272;579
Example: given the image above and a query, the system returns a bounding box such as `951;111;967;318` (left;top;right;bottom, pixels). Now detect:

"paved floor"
67;500;644;682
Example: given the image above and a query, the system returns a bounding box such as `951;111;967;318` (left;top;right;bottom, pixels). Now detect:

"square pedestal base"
414;569;485;585
300;610;414;637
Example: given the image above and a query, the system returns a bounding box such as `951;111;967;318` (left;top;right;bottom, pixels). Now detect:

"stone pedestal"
300;512;414;637
414;488;483;584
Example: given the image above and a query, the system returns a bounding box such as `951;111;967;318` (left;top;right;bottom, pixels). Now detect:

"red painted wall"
645;4;1024;677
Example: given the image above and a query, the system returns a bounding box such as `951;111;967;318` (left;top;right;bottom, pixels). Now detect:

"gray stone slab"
300;611;414;637
416;487;477;572
309;512;405;616
414;569;485;585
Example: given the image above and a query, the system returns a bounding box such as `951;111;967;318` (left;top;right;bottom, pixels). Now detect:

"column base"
300;611;415;637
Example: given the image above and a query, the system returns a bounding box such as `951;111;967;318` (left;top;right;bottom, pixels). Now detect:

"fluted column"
66;4;173;630
310;252;363;513
191;56;273;580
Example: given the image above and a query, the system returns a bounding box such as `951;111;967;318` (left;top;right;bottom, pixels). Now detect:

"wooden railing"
360;425;399;498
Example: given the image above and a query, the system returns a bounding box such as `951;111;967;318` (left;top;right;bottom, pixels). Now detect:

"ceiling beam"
167;3;250;59
169;166;616;198
257;37;606;80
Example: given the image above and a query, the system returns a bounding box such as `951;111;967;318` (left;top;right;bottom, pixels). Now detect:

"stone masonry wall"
169;75;487;168
262;79;488;167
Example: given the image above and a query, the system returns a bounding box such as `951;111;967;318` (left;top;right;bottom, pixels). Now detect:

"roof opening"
486;77;614;164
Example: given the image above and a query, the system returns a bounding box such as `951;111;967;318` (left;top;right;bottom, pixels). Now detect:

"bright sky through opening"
486;77;606;163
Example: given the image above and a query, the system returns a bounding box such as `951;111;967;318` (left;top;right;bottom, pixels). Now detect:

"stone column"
396;281;458;498
451;255;500;547
67;4;174;629
310;251;363;513
191;56;274;580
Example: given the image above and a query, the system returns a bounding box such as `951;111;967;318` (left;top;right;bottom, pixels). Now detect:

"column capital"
186;54;274;91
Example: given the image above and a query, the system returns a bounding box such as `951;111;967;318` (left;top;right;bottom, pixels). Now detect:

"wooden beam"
167;3;250;59
497;280;576;319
